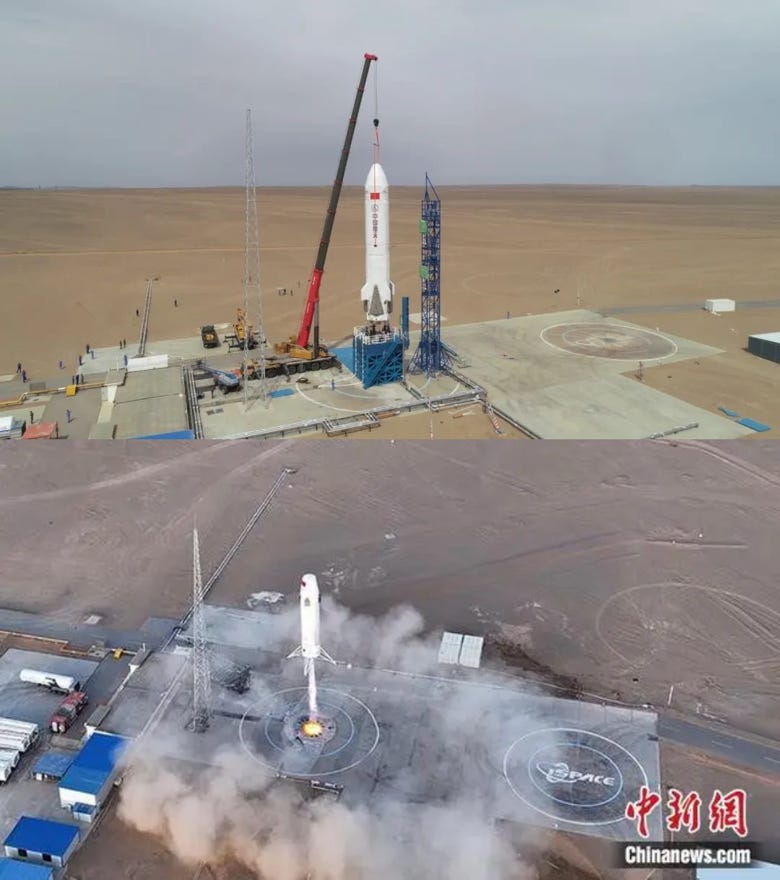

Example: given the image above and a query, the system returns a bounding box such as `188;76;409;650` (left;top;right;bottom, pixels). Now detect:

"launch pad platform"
109;640;663;844
3;308;753;439
443;309;753;439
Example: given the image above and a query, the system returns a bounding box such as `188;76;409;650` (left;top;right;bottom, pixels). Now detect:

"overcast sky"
2;0;779;187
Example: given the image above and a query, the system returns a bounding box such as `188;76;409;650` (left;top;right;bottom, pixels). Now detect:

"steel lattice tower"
244;109;266;407
191;528;211;732
410;174;450;376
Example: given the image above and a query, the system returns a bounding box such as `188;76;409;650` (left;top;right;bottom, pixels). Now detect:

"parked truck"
49;691;89;733
200;325;219;348
19;669;80;695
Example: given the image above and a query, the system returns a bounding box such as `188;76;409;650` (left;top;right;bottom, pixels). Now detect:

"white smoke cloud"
117;600;545;879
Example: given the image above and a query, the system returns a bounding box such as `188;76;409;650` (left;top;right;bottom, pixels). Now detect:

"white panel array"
438;631;463;665
459;635;484;669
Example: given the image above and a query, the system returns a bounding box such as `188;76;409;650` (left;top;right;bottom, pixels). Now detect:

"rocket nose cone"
365;163;389;191
301;573;319;592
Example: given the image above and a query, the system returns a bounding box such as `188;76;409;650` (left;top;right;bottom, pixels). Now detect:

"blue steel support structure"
401;296;410;350
353;328;403;389
410;174;450;376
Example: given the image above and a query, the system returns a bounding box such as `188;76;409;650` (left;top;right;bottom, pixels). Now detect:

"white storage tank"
0;727;33;750
0;717;39;737
19;669;79;693
0;733;28;753
704;298;736;313
0;755;17;783
0;750;20;769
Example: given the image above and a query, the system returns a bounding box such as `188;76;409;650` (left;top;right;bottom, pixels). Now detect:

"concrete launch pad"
130;656;662;844
5;309;758;438
445;309;753;439
238;684;380;778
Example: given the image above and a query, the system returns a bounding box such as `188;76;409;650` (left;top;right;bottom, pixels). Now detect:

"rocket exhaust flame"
307;659;319;718
301;718;324;738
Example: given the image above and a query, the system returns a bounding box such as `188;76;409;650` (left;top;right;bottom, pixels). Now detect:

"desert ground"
1;439;779;743
1;186;779;424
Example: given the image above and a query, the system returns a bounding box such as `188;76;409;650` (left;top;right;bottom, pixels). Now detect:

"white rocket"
360;163;395;324
287;574;335;675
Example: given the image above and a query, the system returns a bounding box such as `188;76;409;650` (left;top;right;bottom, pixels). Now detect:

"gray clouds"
1;0;778;186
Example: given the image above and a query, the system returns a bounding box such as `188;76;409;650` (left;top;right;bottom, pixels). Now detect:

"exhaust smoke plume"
118;599;544;879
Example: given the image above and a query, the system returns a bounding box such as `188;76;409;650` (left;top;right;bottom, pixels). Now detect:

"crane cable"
372;60;380;246
373;62;381;175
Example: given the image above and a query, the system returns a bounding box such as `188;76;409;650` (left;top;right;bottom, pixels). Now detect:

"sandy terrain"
618;306;780;429
1;186;779;404
1;440;779;742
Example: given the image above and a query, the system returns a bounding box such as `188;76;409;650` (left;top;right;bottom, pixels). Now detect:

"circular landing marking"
540;322;677;361
596;583;780;669
528;743;624;808
503;727;648;827
239;686;380;778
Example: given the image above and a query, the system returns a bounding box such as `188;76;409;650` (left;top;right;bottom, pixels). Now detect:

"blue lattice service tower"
410;174;449;376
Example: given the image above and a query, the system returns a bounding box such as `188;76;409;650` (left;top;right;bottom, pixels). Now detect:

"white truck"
19;669;80;695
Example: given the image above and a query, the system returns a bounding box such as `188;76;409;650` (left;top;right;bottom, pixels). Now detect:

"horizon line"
3;182;780;192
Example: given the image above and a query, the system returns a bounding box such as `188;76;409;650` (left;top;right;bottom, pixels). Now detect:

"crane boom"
296;53;378;350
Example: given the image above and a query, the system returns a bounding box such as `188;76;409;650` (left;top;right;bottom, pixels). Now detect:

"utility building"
748;331;780;364
30;752;73;783
0;859;54;879
3;817;79;869
58;731;128;817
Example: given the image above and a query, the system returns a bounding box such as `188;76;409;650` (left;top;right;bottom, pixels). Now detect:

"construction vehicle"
195;360;241;391
19;669;80;695
49;690;88;733
241;352;340;381
200;325;219;348
274;53;378;371
224;308;258;351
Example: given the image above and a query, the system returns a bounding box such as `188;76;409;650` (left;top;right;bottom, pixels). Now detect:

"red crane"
293;53;378;354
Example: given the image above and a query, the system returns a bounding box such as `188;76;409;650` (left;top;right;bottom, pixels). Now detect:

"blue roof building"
0;859;54;879
31;752;73;782
58;731;128;810
3;817;79;868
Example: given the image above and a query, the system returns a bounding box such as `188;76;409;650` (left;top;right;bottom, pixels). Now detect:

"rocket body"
299;573;321;662
287;574;335;675
360;163;395;323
